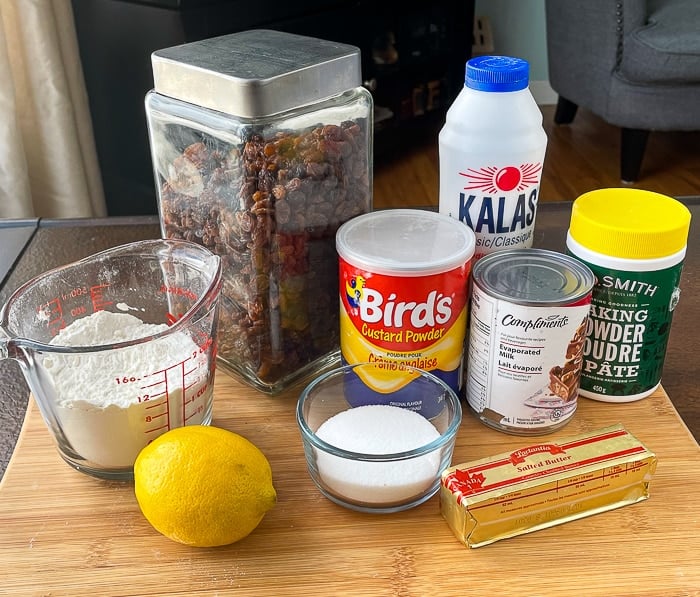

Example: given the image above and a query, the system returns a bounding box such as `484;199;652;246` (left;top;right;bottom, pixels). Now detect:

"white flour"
44;311;211;468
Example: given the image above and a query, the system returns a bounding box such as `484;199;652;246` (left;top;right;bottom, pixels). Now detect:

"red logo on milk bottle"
456;162;542;259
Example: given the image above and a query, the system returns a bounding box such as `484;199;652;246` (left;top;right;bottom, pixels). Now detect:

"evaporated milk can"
567;188;691;402
336;209;475;417
466;249;595;435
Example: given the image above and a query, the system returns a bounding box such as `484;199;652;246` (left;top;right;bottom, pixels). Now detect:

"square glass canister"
145;29;373;394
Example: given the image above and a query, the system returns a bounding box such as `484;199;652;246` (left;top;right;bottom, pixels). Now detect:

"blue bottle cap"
465;55;530;92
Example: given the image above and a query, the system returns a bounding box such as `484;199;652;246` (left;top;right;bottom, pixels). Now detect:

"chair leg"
554;96;578;124
620;128;650;183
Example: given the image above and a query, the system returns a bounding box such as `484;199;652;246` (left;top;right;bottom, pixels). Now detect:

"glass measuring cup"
0;239;222;480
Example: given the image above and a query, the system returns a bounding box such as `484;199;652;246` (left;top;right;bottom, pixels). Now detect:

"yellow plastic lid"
569;188;691;259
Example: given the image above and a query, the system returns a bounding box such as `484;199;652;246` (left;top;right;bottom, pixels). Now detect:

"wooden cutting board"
2;371;699;597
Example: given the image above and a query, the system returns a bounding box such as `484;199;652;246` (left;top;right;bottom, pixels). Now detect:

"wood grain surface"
373;104;700;208
1;371;699;597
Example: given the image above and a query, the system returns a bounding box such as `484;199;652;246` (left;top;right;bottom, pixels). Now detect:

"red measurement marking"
39;298;66;336
141;379;167;391
140;354;210;432
193;331;214;352
160;284;197;301
179;357;188;426
166;312;184;325
141;357;191;433
185;406;204;422
143;395;169;434
142;365;170;434
90;283;113;312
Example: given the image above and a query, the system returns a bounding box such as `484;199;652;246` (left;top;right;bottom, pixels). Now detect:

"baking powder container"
465;249;595;435
145;29;373;394
336;209;475;416
566;188;691;402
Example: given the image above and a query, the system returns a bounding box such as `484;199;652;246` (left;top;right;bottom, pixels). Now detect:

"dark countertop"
0;219;38;288
1;202;699;480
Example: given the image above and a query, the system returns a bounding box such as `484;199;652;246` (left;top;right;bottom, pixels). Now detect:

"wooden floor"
373;104;700;208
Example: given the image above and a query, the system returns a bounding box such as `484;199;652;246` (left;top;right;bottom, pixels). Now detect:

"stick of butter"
440;424;657;548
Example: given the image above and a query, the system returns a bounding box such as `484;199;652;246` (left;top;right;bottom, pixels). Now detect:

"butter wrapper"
440;424;657;548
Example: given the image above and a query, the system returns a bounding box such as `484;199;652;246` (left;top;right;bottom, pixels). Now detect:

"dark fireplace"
72;0;475;216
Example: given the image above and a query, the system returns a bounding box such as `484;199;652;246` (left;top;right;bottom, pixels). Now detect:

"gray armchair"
545;0;700;182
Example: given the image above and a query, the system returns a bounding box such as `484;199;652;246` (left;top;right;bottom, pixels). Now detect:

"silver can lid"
336;209;476;276
472;249;595;306
151;29;362;118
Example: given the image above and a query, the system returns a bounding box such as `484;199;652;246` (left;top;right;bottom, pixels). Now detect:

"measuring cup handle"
0;328;10;360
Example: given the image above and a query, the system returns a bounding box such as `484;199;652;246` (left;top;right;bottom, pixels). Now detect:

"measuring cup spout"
0;329;35;371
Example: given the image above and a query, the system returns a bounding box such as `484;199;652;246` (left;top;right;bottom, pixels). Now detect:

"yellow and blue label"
345;275;366;308
339;258;471;416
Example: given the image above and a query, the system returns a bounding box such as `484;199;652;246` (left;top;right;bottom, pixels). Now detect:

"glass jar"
145;29;373;394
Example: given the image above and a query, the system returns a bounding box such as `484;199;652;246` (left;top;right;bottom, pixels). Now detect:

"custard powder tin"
336;209;475;416
466;249;595;434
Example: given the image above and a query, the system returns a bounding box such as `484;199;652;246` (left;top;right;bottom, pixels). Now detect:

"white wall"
473;0;556;105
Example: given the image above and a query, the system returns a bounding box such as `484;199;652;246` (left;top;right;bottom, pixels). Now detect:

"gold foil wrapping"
440;424;656;548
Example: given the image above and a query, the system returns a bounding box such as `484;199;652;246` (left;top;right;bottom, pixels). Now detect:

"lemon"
134;425;276;547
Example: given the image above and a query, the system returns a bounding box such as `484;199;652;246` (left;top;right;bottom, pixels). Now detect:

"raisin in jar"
145;30;373;394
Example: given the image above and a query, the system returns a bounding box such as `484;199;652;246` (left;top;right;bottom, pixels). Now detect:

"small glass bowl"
296;362;462;513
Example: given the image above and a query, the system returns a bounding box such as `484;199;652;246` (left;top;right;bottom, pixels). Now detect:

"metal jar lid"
151;29;362;119
472;248;595;306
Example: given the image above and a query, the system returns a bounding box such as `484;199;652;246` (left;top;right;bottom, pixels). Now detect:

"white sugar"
315;404;441;505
